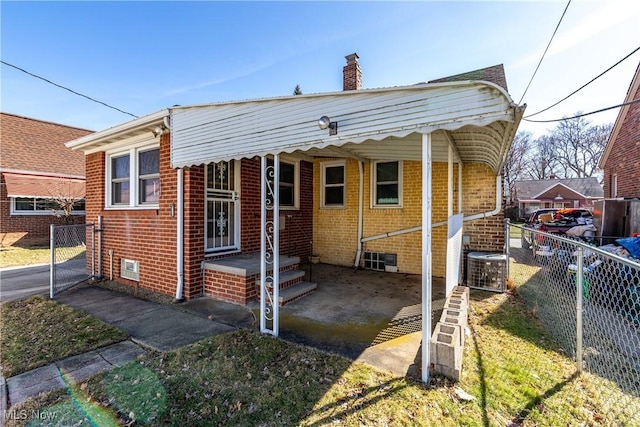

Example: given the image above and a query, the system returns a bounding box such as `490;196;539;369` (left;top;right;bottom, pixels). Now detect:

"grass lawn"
6;291;638;426
0;296;128;378
0;246;51;268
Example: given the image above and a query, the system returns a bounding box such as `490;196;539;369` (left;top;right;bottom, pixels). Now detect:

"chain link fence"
50;223;95;297
508;222;640;424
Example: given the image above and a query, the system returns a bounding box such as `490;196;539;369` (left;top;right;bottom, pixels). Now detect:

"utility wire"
525;45;640;118
518;0;571;105
1;60;138;119
522;98;640;123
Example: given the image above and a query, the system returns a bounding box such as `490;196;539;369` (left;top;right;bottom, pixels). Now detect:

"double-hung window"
321;161;346;208
107;145;160;208
372;160;402;207
267;157;299;209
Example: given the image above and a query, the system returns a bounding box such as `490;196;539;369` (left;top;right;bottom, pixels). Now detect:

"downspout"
354;160;364;268
174;168;185;302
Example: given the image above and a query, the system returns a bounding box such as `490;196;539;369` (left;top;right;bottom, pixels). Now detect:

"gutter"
361;175;503;243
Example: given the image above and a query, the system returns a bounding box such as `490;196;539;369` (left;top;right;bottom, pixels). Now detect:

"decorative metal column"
260;155;280;335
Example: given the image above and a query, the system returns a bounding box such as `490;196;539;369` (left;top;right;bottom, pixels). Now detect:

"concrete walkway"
1;284;256;412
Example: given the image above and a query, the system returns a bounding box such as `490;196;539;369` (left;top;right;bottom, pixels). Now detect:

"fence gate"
50;223;95;297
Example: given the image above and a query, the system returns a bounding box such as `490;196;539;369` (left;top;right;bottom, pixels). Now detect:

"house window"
267;157;299;209
10;197;85;215
107;145;160;208
321;161;345;208
372;161;402;207
138;148;160;204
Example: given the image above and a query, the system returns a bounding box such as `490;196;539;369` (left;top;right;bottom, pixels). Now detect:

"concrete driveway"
0;264;50;302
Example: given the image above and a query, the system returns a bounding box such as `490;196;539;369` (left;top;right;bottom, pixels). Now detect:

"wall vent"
120;259;140;281
466;252;506;292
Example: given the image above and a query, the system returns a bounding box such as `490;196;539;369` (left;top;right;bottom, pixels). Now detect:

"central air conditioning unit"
466;252;506;292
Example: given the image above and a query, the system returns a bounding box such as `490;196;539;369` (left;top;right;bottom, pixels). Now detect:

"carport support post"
421;132;433;384
260;155;280;336
50;224;55;299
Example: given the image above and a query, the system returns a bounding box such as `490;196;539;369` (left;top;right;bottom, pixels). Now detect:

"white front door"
206;161;239;252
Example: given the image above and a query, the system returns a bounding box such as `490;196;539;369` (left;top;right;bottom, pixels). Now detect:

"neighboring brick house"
0;113;92;246
514;177;604;217
600;61;640;198
66;55;524;321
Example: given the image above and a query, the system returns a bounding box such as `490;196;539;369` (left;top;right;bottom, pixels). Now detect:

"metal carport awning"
2;173;85;198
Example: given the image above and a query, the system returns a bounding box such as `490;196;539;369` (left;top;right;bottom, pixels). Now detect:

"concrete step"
278;281;317;306
255;269;305;287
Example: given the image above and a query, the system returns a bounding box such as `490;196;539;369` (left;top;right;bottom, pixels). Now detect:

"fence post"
576;246;584;373
97;215;103;280
49;224;55;299
91;223;96;278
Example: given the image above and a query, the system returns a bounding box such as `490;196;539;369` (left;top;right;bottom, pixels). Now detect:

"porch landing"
202;253;316;306
203;253;299;276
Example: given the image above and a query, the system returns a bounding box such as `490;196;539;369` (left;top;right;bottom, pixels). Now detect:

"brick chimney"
343;53;362;91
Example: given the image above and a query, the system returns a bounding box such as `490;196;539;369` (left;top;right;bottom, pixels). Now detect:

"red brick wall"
0;174;85;247
603;81;640;198
86;142;314;300
239;158;313;262
85;134;179;297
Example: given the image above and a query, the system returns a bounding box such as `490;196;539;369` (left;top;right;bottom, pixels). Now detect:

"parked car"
521;208;594;249
521;208;558;249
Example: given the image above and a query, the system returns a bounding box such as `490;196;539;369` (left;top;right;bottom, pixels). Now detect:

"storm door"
205;161;239;252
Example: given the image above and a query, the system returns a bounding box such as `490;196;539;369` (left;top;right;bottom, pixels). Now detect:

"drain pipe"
360;175;503;243
354;160;364;268
174;168;185;303
108;249;114;280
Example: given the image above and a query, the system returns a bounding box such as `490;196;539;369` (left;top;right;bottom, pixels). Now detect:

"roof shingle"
0;112;92;176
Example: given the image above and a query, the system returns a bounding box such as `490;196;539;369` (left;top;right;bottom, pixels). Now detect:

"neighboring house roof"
428;64;508;92
0;112;92;177
68;78;524;174
514;178;604;201
3;173;85;198
599;61;640;169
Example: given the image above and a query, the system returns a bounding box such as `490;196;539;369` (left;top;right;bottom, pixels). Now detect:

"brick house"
514;177;604;217
600;61;640;198
66;55;524;343
0;113;92;246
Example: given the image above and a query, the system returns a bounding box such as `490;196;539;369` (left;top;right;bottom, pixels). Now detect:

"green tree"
293;85;302;95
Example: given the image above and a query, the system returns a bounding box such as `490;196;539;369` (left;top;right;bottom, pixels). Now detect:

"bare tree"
503;130;532;204
547;115;611;178
43;178;84;223
526;135;560;179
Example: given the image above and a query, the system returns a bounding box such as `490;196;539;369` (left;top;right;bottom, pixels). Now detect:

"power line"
522;98;640;123
1;60;138;119
518;0;572;105
525;45;640;118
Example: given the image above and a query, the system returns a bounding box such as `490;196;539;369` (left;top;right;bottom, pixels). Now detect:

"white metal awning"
66;81;524;173
170;81;523;173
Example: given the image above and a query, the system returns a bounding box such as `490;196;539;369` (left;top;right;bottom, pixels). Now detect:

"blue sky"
1;1;639;137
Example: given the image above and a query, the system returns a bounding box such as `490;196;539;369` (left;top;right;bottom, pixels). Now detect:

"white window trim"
105;141;160;210
320;160;346;209
371;160;403;208
612;173;618;198
10;197;86;216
